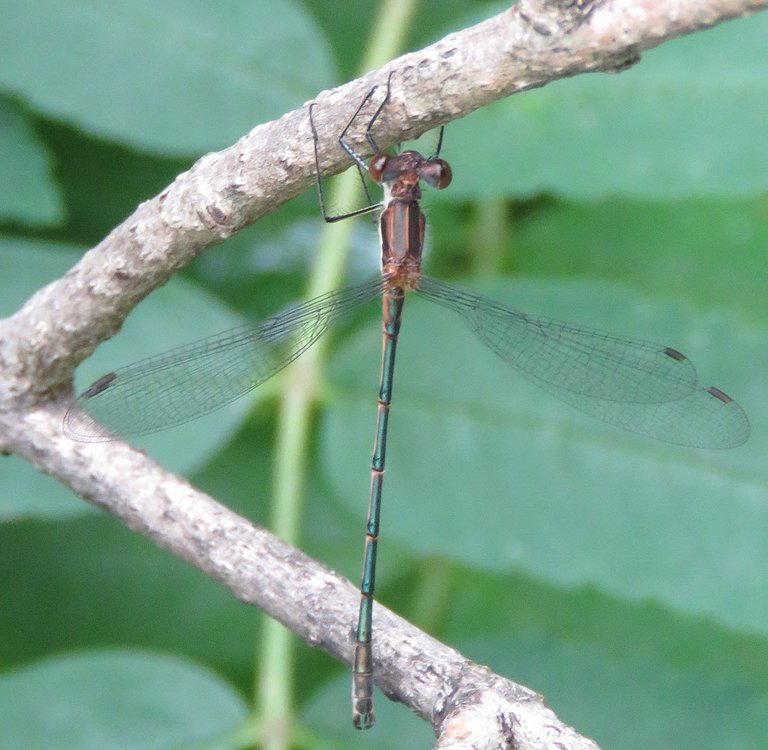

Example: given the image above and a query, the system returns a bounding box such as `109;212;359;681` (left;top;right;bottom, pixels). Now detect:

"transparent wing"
545;383;749;449
64;279;384;442
416;276;749;448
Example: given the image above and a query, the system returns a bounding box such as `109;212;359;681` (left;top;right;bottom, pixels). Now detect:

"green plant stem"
255;1;418;747
470;196;510;276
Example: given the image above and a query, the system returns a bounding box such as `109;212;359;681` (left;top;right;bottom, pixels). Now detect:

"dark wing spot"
706;385;733;404
82;372;117;399
663;347;687;363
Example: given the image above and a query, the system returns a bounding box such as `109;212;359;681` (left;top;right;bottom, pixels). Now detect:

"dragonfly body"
65;75;749;731
352;148;452;727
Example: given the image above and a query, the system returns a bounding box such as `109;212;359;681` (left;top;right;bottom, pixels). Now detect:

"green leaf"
0;0;334;155
321;277;766;634
0;456;86;521
0;96;64;226
0;515;259;686
445;12;768;199
513;197;768;321
485;631;768;749
443;567;768;749
0;650;247;750
0;239;252;521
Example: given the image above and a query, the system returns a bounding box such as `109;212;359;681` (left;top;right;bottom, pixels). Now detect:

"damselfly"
65;74;750;730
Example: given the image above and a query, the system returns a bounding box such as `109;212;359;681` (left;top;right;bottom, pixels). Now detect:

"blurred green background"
1;1;767;748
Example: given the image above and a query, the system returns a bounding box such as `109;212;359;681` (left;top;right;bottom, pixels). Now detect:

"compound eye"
368;154;389;183
422;158;452;189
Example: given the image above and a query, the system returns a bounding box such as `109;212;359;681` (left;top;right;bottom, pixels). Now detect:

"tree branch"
7;408;602;748
1;0;764;396
1;1;765;747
